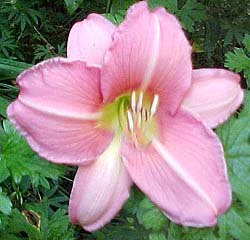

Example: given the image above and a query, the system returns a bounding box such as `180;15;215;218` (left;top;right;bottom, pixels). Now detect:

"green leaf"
136;197;168;231
0;96;10;118
176;0;206;32
123;187;144;215
103;11;125;25
0;120;65;187
219;208;250;240
225;45;250;85
148;0;206;33
0;209;41;240
44;209;74;240
218;214;228;240
181;228;217;240
27;199;74;240
0;57;31;80
0;188;12;215
225;48;250;72
167;223;182;240
229;173;250;207
149;232;167;240
110;0;135;11
0;158;10;183
147;0;176;10
64;0;83;15
243;34;250;52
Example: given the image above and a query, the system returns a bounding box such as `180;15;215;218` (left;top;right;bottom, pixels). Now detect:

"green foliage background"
0;0;250;239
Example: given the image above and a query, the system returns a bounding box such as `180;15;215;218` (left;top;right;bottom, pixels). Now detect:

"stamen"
131;134;139;148
137;92;144;112
127;110;134;133
150;94;159;117
137;110;142;128
131;91;136;113
141;108;147;122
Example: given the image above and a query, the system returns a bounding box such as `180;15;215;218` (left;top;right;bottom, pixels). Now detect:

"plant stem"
106;0;112;13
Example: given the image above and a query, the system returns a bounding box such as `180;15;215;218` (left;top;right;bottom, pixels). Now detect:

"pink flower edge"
7;58;113;165
182;68;244;128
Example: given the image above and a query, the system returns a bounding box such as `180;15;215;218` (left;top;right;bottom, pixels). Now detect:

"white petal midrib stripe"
151;138;218;214
139;13;160;91
19;97;102;120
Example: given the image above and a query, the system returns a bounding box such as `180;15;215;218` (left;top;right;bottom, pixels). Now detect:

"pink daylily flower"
8;1;243;232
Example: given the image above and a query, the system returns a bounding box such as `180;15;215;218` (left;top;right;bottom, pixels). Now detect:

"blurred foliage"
0;0;250;239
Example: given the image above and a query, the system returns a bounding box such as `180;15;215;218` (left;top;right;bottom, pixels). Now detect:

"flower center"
99;90;159;148
125;91;159;148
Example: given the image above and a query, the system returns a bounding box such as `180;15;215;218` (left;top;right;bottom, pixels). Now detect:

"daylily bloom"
8;1;243;232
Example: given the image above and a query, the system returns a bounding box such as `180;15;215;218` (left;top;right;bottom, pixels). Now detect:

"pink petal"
67;14;115;65
122;110;231;227
7;58;112;164
69;139;132;231
101;1;192;113
182;69;244;128
15;58;102;115
148;7;192;113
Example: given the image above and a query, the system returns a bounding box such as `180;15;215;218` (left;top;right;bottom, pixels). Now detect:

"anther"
150;94;159;117
131;91;136;113
137;92;144;112
127;110;134;133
